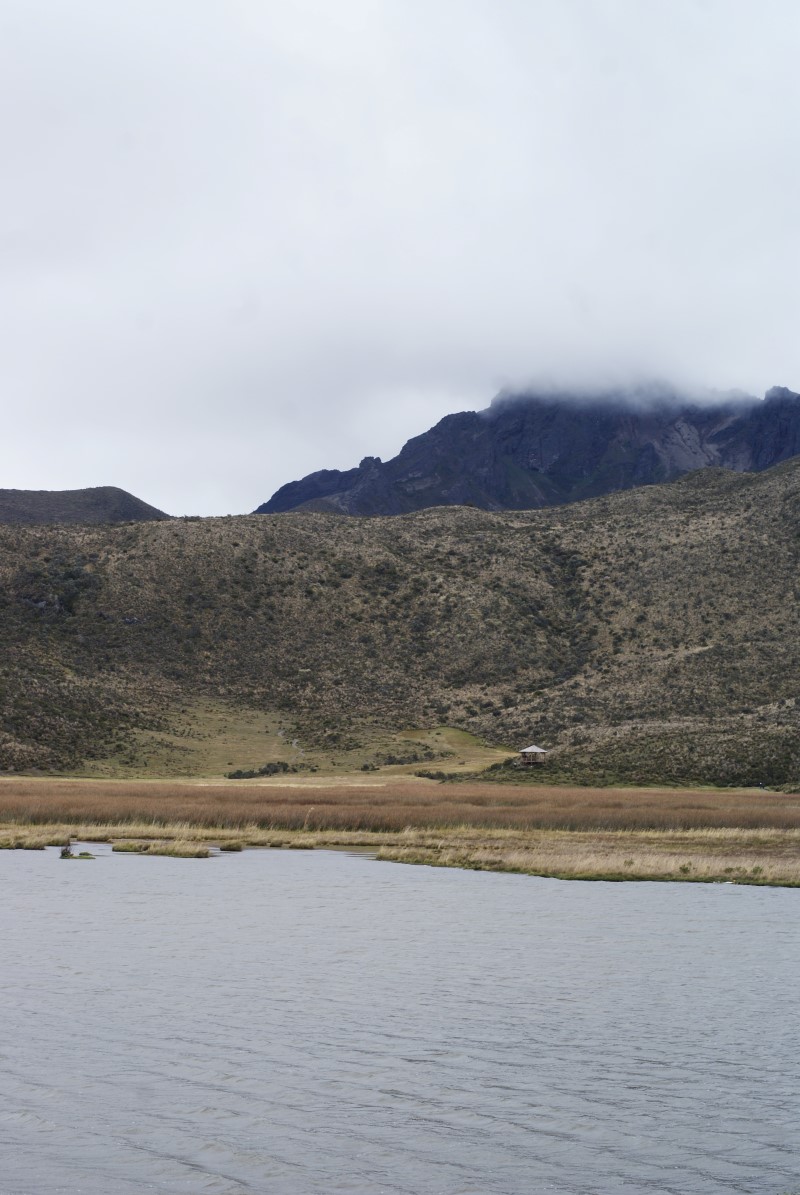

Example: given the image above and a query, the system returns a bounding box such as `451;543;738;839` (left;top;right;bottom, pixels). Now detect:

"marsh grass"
2;818;799;884
375;828;800;886
0;835;50;850
2;778;799;884
2;778;799;832
112;839;210;859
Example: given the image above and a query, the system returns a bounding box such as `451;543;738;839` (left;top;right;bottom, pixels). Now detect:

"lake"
1;846;798;1194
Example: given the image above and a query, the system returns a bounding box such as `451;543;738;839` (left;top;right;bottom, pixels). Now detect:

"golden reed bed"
1;777;799;831
2;778;799;885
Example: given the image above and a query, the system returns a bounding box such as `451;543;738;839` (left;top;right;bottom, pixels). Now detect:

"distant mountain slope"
1;457;799;787
257;385;800;515
0;486;169;525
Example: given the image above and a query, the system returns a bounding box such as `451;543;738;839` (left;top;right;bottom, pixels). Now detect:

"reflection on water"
1;846;798;1194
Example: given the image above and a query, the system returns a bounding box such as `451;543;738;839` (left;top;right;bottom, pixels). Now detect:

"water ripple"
1;845;798;1193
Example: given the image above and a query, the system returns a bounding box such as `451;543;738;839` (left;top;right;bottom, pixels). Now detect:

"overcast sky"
2;0;799;514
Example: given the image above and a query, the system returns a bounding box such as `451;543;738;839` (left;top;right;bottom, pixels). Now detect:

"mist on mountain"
257;384;800;516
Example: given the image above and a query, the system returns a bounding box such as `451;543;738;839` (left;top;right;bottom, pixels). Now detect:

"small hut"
519;744;547;766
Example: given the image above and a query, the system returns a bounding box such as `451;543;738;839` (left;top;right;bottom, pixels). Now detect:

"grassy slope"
0;459;798;786
77;714;505;780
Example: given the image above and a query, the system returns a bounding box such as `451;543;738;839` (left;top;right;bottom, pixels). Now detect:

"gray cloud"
1;0;798;513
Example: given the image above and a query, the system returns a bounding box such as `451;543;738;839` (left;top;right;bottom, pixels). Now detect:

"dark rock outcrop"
257;385;800;515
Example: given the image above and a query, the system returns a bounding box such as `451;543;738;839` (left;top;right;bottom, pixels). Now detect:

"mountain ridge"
257;384;800;516
0;486;169;525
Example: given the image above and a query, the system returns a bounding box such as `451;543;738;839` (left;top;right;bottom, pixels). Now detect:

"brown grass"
1;777;799;832
2;779;799;885
2;815;799;885
112;839;210;858
0;833;53;849
376;827;800;886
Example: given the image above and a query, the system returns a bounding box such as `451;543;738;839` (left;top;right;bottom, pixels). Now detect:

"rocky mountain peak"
256;385;800;516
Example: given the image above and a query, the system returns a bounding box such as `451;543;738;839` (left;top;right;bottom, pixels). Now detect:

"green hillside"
1;460;798;787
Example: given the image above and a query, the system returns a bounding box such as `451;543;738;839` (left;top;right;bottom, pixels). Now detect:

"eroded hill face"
1;460;799;787
257;386;800;515
0;486;169;525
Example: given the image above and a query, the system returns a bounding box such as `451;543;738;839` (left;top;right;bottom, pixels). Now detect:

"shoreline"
2;775;798;885
3;820;800;887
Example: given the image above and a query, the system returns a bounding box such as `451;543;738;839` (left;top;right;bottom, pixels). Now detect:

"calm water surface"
0;846;798;1195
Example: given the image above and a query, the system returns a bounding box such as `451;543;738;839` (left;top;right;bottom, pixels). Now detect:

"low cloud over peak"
1;0;798;513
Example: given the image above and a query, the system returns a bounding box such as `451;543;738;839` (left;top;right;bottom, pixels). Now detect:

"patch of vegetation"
112;840;210;858
4;796;800;885
226;760;296;779
0;459;799;786
6;776;800;835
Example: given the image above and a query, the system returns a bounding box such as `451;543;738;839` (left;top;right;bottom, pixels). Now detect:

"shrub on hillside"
226;761;296;780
